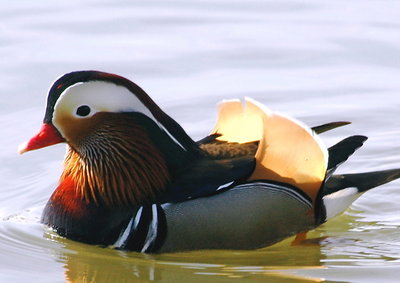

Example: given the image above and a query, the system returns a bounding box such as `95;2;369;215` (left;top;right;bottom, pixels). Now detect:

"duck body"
19;71;400;253
160;182;315;252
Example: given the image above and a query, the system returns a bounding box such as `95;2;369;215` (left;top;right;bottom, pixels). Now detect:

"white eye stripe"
55;81;151;115
52;81;187;150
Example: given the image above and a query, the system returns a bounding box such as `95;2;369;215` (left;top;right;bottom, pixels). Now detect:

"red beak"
18;123;65;154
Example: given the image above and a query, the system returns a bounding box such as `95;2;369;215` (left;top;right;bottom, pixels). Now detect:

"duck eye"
76;105;91;117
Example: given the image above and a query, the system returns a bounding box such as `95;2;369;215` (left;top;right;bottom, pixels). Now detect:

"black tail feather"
312;121;351;134
196;133;222;145
327;135;368;177
324;168;400;196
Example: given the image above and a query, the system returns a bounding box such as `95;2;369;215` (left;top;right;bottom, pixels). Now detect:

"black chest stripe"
113;204;167;253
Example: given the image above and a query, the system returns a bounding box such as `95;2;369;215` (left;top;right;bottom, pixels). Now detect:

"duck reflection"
45;230;328;283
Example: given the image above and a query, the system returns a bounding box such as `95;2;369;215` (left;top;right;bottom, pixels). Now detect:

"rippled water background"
1;0;400;282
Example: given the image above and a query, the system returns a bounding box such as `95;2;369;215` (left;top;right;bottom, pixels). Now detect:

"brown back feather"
200;141;258;160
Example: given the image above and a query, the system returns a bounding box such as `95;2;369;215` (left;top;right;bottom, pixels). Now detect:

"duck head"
19;71;199;207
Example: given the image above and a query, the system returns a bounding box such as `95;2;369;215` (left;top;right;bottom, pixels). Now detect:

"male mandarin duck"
19;71;400;253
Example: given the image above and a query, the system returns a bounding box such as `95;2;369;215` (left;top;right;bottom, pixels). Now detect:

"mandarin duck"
19;71;400;253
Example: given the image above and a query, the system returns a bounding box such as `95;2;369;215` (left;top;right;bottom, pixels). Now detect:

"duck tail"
312;121;351;134
319;169;400;222
326;135;368;177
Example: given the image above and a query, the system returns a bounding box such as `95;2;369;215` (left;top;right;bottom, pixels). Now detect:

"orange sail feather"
211;98;328;203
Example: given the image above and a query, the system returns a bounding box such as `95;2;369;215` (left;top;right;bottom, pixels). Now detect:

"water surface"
1;1;400;282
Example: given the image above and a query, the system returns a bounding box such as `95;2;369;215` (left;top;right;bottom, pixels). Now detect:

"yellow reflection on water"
46;232;330;283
